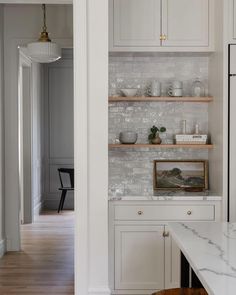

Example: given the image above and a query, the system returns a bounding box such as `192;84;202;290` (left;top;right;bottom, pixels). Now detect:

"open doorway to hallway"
9;3;74;294
16;4;74;224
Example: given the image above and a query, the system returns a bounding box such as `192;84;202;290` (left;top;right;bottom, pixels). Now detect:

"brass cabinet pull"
137;211;143;215
160;34;167;41
163;231;169;237
187;210;192;215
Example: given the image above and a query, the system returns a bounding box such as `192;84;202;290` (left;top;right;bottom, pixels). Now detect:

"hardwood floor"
0;211;74;295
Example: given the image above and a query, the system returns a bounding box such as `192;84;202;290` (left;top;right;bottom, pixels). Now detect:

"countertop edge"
109;195;222;202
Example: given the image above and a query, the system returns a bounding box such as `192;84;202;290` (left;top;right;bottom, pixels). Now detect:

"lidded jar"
191;78;205;97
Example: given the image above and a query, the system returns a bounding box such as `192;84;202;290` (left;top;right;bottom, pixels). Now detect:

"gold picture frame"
153;160;209;191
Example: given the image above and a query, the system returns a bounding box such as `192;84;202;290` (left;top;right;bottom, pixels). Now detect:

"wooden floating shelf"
108;96;213;103
109;144;214;149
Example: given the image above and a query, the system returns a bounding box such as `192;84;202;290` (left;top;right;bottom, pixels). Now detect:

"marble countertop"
109;193;222;202
169;222;236;295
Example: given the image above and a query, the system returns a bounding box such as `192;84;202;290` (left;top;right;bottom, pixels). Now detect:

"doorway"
15;5;75;294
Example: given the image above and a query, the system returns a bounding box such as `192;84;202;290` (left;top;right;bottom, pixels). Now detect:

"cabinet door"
115;225;165;290
164;226;181;289
233;0;236;39
110;0;161;50
162;0;209;47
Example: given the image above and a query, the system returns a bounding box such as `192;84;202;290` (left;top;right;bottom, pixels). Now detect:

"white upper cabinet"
110;0;161;49
109;0;214;51
162;0;209;47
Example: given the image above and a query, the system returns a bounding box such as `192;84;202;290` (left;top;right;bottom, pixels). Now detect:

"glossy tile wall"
109;53;209;197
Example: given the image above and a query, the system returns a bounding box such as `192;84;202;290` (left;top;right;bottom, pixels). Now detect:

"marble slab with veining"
169;222;236;295
109;194;222;202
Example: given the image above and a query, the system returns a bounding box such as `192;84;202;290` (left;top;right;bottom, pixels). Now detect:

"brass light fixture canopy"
27;4;61;63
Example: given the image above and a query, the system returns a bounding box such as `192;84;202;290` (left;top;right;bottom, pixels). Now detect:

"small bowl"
119;131;138;144
121;88;137;97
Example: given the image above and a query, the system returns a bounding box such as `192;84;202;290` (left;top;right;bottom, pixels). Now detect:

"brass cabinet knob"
137;211;143;215
163;231;169;237
187;210;192;215
160;34;167;41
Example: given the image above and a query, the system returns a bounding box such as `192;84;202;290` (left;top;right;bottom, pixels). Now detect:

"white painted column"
0;5;5;255
74;0;109;294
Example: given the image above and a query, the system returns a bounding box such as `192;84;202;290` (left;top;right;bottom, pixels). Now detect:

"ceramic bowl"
121;88;137;97
119;131;138;144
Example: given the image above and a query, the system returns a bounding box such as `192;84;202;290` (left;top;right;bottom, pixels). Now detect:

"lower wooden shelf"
108;144;213;149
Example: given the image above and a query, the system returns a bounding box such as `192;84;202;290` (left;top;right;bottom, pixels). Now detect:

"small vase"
151;134;162;144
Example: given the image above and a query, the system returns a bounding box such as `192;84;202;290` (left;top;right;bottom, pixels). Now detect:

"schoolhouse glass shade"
27;42;61;63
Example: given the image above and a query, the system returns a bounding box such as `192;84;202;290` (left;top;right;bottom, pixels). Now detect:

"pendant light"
27;4;61;63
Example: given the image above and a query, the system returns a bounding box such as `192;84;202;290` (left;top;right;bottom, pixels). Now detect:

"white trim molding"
88;287;111;295
74;0;110;294
33;201;43;217
0;1;72;3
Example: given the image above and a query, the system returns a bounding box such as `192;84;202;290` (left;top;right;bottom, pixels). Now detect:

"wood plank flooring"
0;211;74;295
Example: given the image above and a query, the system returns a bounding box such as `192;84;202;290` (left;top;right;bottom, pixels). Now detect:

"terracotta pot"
151;134;162;144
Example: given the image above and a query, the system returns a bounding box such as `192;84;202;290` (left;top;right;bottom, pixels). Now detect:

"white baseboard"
34;201;44;216
88;287;111;295
0;239;6;257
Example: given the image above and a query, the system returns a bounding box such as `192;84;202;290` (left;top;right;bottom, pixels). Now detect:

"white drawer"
114;204;215;221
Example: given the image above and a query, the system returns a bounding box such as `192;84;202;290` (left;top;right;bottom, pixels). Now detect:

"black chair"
57;168;74;213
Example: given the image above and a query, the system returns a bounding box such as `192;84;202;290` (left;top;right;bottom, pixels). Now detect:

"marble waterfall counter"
169;222;236;295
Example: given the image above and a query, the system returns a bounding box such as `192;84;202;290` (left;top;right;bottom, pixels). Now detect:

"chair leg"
58;190;66;213
61;190;67;211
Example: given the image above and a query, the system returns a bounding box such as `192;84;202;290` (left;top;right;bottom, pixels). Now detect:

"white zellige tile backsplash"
109;53;209;197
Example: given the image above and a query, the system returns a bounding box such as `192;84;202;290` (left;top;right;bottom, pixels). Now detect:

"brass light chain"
38;4;51;42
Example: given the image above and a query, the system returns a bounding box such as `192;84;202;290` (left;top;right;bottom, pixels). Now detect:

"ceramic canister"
151;80;161;96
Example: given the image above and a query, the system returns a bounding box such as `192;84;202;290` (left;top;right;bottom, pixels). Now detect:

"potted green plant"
148;125;166;144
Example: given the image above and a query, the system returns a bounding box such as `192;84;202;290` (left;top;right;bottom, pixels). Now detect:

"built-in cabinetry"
115;224;165;290
233;0;236;39
109;0;213;51
109;199;221;294
229;0;236;41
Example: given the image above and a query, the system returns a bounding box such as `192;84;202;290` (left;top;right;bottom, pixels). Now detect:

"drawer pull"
187;210;192;215
163;231;169;237
137;211;143;215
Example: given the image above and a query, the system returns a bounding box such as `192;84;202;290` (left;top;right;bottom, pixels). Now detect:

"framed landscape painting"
153;160;208;191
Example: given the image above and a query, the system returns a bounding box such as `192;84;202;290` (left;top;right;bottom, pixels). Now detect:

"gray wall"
32;63;44;215
109;53;209;196
43;49;74;210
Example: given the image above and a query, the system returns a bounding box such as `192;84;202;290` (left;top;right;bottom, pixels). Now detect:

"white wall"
4;4;73;250
0;4;5;256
